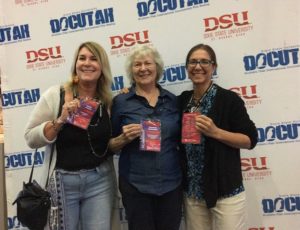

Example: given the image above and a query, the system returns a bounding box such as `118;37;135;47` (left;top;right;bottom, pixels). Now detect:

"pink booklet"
140;119;161;152
66;99;100;130
181;112;201;144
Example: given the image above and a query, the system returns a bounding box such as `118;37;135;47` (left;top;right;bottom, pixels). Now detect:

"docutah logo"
136;0;209;19
159;64;188;86
110;30;150;57
5;150;45;170
0;24;31;45
243;46;299;74
257;121;300;145
159;63;218;87
49;7;115;36
262;195;300;216
111;76;125;95
2;88;40;109
8;215;26;229
203;11;253;41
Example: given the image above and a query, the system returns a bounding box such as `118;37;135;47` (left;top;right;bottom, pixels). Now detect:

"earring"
73;76;79;84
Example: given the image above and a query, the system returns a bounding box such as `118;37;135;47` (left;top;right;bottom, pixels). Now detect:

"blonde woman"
25;41;118;230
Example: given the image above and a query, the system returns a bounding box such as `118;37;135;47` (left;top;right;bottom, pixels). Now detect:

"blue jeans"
59;159;116;230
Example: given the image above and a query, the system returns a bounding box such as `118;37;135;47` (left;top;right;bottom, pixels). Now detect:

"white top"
24;85;61;188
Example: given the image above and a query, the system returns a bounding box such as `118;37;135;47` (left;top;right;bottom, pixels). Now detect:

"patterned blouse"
184;84;244;200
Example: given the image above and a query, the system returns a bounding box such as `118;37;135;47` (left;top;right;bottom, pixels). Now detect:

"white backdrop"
1;0;300;229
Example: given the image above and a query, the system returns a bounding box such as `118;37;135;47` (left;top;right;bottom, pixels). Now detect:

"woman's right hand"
120;87;129;94
44;98;81;141
122;123;142;142
60;99;80;122
108;123;141;153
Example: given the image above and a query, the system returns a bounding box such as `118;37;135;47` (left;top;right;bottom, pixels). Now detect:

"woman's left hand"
195;114;252;149
195;115;219;138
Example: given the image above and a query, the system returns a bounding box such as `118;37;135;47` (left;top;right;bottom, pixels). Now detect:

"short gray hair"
125;45;164;83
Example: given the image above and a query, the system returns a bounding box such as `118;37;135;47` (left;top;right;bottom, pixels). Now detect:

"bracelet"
51;119;64;132
56;117;65;124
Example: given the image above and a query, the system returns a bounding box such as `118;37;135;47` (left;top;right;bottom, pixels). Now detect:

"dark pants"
119;177;183;230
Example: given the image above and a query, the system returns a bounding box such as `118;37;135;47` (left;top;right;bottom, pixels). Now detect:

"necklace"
188;82;214;112
73;88;110;159
86;104;112;159
87;129;110;159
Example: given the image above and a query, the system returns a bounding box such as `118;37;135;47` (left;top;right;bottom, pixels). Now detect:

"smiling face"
132;54;157;87
75;46;102;84
187;48;216;87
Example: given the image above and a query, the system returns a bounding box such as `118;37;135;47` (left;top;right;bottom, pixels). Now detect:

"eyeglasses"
187;59;215;68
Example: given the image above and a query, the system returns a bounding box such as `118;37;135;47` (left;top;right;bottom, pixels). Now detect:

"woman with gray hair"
109;45;183;230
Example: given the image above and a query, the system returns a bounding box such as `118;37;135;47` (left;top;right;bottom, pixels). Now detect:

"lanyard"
187;82;214;112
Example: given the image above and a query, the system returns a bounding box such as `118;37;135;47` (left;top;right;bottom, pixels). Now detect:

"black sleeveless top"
56;99;112;171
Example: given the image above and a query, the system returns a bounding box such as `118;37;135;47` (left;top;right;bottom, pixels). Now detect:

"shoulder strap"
58;86;65;117
29;86;65;185
28;149;38;183
45;86;65;185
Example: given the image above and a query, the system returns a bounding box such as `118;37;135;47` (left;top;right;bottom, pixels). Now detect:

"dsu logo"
257;122;300;143
110;30;149;49
243;48;299;71
204;11;249;32
241;157;268;171
159;65;187;84
262;196;300;213
26;46;62;63
229;85;258;99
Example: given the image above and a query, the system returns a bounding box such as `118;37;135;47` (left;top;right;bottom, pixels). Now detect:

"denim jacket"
111;85;182;195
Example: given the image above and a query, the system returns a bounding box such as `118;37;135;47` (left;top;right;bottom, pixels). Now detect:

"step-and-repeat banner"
1;0;299;229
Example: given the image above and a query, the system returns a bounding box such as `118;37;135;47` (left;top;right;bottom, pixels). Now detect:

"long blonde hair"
65;41;113;108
